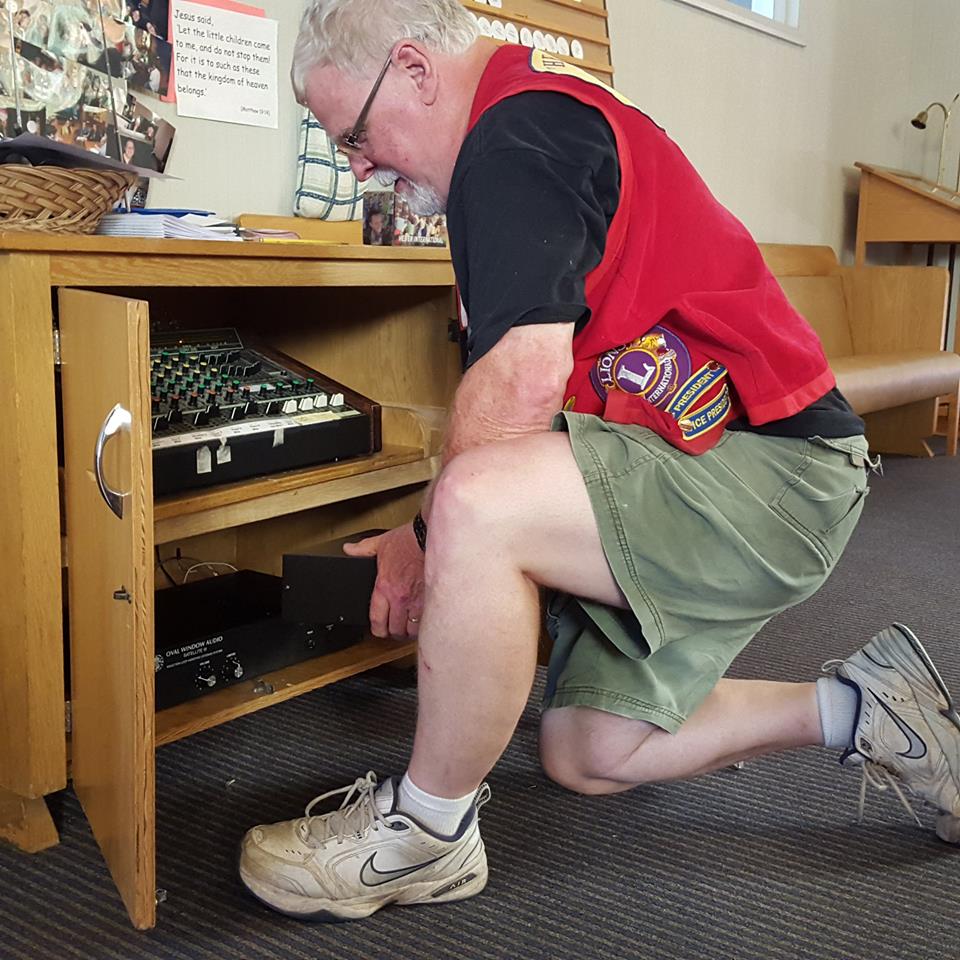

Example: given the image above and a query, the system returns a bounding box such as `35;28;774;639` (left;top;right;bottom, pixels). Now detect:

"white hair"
292;0;479;103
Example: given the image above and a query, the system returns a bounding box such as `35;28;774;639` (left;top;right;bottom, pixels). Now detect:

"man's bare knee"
539;706;658;793
428;447;517;550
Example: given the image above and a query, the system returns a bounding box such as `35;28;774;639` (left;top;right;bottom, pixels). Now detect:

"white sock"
396;773;475;836
816;676;860;749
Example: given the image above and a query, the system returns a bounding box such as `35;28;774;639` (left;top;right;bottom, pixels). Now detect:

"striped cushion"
293;111;370;221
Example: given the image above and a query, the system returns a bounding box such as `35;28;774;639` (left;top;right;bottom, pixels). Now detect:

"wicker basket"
0;164;138;234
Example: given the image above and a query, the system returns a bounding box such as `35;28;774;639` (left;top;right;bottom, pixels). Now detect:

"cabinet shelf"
154;445;440;543
155;635;416;746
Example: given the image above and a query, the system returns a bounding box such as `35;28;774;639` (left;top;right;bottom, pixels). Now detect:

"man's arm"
420;320;576;521
343;320;575;637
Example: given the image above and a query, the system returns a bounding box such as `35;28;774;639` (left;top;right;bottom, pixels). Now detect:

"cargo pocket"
771;443;869;565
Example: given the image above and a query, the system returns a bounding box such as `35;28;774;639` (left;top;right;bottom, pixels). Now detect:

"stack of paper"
96;211;242;241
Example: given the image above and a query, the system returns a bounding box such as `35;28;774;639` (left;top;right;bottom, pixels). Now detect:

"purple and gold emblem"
589;326;692;409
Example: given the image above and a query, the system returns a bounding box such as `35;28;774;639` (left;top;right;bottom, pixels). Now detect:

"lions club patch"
589;326;692;410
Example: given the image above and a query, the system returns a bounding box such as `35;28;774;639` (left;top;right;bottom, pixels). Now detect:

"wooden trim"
155;445;429;523
463;0;610;44
50;255;455;288
855;162;960;213
487;37;612;77
758;243;840;276
0;253;67;801
154;454;441;544
156;636;417;745
0;788;58;853
0;233;452;257
544;0;608;16
60;290;156;929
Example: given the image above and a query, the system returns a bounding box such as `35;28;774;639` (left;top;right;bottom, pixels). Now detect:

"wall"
606;0;959;257
148;0;960;261
145;0;301;218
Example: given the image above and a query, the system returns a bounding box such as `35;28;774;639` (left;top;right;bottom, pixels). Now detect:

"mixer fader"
150;328;381;496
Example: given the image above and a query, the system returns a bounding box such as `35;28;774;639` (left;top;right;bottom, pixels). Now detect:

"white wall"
144;0;300;218
607;0;960;259
147;0;960;260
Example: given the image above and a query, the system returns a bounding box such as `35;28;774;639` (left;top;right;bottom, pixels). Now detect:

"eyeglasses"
338;52;393;153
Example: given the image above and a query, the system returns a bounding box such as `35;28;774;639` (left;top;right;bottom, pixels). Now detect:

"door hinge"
52;327;61;368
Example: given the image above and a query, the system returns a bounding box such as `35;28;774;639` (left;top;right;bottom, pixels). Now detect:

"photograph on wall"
0;104;45;136
1;1;173;100
113;89;173;170
11;0;53;49
120;0;169;41
120;22;169;96
44;0;111;73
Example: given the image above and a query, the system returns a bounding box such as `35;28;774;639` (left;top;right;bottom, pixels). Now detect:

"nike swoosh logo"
872;691;928;760
359;852;444;887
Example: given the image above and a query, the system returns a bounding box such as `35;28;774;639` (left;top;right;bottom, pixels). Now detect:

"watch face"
505;22;519;43
545;34;558;53
491;19;506;40
477;16;492;36
532;30;545;49
571;38;584;59
520;26;534;46
557;36;570;56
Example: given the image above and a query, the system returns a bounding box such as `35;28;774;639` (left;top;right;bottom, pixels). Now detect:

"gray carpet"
2;450;959;960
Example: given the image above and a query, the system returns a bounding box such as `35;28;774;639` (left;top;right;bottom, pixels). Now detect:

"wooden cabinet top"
0;232;455;287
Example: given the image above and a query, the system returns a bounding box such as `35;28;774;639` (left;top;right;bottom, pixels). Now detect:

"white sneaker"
239;772;490;921
832;623;960;841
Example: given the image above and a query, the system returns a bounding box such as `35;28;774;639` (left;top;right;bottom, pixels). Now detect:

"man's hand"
343;523;424;639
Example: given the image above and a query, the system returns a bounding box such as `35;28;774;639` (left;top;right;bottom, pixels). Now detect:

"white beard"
374;168;445;217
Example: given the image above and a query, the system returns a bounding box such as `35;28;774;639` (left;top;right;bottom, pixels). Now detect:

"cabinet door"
59;290;156;930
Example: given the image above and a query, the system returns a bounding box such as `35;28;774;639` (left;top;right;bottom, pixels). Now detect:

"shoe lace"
855;760;923;827
296;771;388;848
475;782;492;811
821;659;923;828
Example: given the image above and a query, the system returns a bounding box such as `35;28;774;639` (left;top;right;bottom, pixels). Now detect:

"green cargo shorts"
543;413;873;733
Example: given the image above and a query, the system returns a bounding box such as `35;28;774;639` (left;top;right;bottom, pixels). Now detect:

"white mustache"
372;168;444;217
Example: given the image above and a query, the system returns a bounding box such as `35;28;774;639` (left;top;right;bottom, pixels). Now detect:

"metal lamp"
911;93;960;188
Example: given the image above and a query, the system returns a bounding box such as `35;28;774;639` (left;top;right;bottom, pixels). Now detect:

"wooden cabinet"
0;235;457;928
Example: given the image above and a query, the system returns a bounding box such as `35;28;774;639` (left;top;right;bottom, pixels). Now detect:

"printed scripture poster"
170;0;276;128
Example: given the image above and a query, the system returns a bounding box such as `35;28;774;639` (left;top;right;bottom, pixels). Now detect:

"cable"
155;546;178;588
181;561;239;584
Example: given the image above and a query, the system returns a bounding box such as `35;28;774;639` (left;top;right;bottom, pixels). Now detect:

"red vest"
465;47;834;454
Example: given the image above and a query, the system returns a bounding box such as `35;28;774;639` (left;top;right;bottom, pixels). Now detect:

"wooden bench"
759;243;960;457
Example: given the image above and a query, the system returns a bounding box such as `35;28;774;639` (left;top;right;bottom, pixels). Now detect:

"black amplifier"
281;531;382;627
154;570;361;711
150;328;381;496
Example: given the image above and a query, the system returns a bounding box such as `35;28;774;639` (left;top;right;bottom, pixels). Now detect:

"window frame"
668;0;805;47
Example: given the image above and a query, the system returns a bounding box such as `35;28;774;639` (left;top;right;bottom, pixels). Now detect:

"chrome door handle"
94;403;132;519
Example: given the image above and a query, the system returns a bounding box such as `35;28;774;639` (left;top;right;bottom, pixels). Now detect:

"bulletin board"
462;0;613;82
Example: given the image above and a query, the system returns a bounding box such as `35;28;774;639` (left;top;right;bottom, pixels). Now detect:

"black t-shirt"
446;91;864;439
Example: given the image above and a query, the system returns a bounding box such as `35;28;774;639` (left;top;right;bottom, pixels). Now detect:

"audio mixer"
150;328;381;496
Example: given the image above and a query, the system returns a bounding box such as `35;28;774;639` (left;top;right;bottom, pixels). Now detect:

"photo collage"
0;0;176;204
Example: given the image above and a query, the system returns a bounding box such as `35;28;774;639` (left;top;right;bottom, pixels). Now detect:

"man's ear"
393;41;438;106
